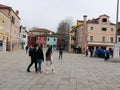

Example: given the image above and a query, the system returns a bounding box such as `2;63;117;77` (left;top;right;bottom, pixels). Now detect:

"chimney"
16;10;19;15
83;15;87;24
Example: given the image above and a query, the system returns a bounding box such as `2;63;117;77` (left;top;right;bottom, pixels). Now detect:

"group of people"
85;48;113;61
26;45;54;74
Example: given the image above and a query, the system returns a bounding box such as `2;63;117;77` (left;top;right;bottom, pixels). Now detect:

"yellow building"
70;20;83;52
0;10;10;52
0;4;20;51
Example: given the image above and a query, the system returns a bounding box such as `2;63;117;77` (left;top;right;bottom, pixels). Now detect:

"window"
11;16;15;24
44;37;46;40
102;28;107;31
54;38;56;41
23;35;26;38
90;36;93;42
53;45;56;48
102;18;107;22
110;37;114;43
75;30;76;33
102;36;105;42
118;37;120;42
90;26;93;30
111;28;114;31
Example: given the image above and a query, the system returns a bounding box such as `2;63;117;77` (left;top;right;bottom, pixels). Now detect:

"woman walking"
45;46;54;74
36;46;44;73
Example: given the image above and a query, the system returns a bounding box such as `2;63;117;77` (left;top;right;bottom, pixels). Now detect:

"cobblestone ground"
0;50;120;90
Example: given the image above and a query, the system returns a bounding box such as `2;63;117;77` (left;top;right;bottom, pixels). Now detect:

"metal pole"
116;0;119;43
113;0;120;60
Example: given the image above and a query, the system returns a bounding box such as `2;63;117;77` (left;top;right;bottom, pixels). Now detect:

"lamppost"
115;0;119;43
113;0;120;60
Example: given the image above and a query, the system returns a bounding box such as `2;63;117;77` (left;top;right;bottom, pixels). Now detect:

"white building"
19;25;28;49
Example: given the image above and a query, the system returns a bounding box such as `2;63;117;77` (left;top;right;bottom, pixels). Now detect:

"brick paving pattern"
0;50;120;90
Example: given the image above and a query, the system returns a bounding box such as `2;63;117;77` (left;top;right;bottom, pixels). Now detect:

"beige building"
76;14;116;53
0;10;10;52
0;4;20;51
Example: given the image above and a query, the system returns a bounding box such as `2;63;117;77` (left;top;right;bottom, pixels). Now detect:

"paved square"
0;50;120;90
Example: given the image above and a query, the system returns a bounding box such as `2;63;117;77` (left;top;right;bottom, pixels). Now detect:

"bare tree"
57;17;73;34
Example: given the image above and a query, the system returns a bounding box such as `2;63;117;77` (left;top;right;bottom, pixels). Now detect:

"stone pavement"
0;50;120;90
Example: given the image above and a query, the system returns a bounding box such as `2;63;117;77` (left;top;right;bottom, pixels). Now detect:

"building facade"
28;28;54;48
36;35;46;48
117;22;120;46
0;10;10;52
71;20;84;53
73;14;116;53
46;36;57;50
19;25;28;49
0;4;20;51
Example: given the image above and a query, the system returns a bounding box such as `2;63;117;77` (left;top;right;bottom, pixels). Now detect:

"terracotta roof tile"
29;28;54;33
0;4;11;8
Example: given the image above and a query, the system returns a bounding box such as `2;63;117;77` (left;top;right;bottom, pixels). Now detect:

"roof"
0;9;9;18
87;19;99;24
0;4;20;19
0;4;11;8
29;28;55;33
86;14;115;25
99;14;110;18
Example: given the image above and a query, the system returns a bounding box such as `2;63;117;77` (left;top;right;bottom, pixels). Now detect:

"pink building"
76;14;116;53
36;35;46;47
28;28;54;47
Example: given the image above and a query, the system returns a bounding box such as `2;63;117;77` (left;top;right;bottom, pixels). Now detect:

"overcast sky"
1;0;119;32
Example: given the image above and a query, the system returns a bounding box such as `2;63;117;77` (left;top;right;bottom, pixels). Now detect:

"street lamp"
115;0;119;43
113;0;120;60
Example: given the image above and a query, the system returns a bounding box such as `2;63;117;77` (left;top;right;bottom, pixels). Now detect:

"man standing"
59;46;63;60
27;44;38;72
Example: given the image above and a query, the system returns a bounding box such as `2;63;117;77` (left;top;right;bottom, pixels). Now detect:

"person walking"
90;48;94;57
27;44;38;72
25;45;29;54
59;46;63;60
85;49;89;57
36;46;44;73
45;46;54;74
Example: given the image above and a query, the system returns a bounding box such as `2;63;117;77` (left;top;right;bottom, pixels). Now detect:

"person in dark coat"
25;46;29;54
36;46;44;73
27;44;38;72
85;49;89;57
90;48;94;57
59;46;63;60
